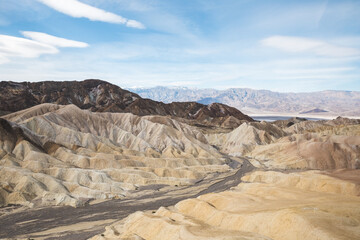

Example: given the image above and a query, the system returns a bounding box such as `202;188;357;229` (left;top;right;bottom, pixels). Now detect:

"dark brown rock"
0;79;253;128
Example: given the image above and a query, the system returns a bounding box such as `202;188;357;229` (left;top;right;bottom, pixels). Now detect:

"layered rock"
0;104;231;207
247;125;360;170
284;117;360;134
205;117;360;170
207;121;286;156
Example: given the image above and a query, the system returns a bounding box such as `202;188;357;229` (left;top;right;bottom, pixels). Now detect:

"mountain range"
130;86;360;117
0;80;253;129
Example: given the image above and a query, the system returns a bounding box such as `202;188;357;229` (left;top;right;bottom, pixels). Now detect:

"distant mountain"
130;87;360;117
0;80;253;128
300;108;328;114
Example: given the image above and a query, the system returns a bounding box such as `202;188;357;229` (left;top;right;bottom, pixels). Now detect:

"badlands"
0;80;359;240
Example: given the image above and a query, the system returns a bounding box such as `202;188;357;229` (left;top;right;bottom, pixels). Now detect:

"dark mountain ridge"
0;79;253;128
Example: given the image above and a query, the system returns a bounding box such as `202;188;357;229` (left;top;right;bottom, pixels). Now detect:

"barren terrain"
0;82;359;240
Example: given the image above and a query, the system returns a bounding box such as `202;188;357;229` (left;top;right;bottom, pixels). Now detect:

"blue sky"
0;0;359;92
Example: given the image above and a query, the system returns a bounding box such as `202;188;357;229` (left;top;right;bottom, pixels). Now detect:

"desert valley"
0;80;359;239
1;1;360;239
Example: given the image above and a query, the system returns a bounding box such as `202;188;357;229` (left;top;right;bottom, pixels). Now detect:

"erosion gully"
0;158;254;240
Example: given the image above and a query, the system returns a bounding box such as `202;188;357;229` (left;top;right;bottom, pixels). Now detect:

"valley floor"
0;158;253;240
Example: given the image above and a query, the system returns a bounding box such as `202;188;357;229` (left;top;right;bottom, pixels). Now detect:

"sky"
0;0;359;92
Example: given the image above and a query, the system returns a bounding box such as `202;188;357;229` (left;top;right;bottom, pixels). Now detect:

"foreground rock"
1;99;359;240
0;104;231;207
91;170;360;240
0;160;253;239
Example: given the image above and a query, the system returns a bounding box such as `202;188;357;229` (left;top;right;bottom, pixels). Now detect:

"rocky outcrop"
272;117;307;128
0;80;140;113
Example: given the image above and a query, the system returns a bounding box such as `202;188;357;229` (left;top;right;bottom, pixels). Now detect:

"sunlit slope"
0;104;229;207
208;118;360;170
92;170;360;240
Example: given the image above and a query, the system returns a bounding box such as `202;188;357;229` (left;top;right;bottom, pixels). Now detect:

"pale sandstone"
0;104;229;207
92;171;360;240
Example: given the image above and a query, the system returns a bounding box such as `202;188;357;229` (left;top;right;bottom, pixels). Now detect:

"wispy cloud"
273;67;354;75
0;34;58;60
261;36;360;57
37;0;145;29
0;32;89;64
22;31;89;48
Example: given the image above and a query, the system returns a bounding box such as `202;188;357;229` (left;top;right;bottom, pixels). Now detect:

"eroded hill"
0;104;232;207
90;116;360;240
92;170;360;240
0;90;359;240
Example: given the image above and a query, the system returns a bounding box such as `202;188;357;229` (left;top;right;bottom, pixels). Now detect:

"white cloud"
37;0;145;29
273;67;354;75
126;19;145;29
22;31;89;48
0;55;9;64
0;34;58;60
261;36;360;57
262;36;322;52
0;32;90;64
